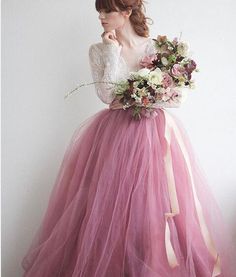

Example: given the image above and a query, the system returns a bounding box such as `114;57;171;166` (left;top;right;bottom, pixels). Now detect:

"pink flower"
140;54;156;69
171;64;185;77
162;87;180;102
162;73;174;88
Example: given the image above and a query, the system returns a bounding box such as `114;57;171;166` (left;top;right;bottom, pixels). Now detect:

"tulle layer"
21;107;235;277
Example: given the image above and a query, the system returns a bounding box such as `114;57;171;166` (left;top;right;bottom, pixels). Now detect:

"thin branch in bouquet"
64;81;118;99
178;31;182;41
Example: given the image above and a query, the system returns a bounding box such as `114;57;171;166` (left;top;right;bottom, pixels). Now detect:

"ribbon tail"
165;216;179;268
163;110;180;268
212;255;221;277
163;110;221;276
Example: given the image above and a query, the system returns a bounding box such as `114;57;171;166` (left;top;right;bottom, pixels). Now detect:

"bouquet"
65;34;199;120
112;35;199;119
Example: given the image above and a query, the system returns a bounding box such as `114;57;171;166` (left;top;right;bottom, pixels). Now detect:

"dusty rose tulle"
21;107;236;277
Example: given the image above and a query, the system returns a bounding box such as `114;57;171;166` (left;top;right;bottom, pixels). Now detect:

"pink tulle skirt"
21;107;235;277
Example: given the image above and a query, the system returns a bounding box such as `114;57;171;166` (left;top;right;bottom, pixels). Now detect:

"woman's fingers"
101;31;119;47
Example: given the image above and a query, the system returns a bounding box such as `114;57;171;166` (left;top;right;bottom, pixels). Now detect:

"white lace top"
88;37;187;107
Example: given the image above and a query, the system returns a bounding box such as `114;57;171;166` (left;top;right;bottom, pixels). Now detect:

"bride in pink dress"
21;0;235;276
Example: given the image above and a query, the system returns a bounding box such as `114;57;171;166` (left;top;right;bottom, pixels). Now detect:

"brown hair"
95;0;153;37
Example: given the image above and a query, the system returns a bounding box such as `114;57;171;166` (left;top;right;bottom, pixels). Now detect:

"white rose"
137;68;150;77
130;68;150;79
148;68;163;85
177;42;189;57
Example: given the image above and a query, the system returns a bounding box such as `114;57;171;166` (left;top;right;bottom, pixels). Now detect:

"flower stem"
64;81;118;99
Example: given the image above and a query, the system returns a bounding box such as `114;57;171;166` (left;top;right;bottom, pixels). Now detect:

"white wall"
2;0;236;276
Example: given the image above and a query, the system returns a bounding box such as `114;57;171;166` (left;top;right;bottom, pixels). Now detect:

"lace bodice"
88;37;187;107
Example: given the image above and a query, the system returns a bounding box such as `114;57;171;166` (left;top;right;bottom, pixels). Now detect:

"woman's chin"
103;26;113;32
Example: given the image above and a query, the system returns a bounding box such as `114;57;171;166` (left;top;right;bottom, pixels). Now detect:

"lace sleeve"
88;43;122;104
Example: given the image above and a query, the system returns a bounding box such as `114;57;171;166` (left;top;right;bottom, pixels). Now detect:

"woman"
21;0;235;276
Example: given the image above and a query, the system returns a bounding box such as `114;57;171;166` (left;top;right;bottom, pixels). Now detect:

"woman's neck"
115;20;148;49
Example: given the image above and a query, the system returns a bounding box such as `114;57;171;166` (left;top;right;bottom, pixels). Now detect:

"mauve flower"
162;73;174;88
172;37;178;45
171;64;185;77
185;59;197;73
140;54;156;69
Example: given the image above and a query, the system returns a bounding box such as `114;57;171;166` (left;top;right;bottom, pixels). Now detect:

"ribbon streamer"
162;110;221;276
163;111;180;268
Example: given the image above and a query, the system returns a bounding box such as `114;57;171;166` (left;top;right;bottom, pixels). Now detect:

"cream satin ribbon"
162;109;221;276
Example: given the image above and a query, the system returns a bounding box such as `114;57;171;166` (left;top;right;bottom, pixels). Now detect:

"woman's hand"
109;98;124;110
101;30;120;47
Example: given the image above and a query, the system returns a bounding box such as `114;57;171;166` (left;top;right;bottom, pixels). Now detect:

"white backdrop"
2;0;236;276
